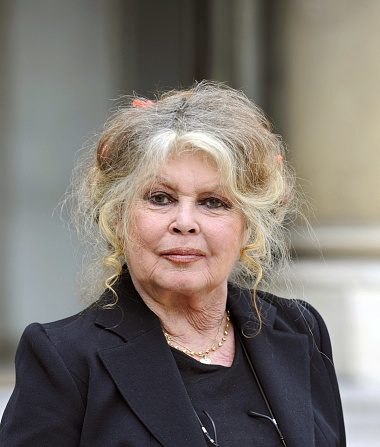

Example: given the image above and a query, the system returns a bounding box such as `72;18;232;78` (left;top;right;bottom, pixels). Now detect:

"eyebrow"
149;175;228;193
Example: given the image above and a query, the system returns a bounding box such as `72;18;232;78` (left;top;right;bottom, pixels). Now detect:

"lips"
160;247;206;264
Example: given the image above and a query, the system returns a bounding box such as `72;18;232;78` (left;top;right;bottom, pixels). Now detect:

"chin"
157;271;212;295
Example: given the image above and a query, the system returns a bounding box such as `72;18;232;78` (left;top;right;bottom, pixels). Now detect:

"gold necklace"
163;311;230;364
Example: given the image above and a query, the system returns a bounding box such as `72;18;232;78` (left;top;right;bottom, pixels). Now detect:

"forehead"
151;152;223;190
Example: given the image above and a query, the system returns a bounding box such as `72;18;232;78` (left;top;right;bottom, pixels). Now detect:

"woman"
0;82;345;446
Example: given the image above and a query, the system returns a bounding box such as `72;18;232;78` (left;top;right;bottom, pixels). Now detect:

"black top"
171;332;283;446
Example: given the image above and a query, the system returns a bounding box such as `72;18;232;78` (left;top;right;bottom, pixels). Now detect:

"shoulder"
0;310;103;444
26;303;100;350
232;284;327;333
38;303;99;339
227;283;332;362
18;303;112;384
229;283;327;341
258;290;323;332
257;290;333;359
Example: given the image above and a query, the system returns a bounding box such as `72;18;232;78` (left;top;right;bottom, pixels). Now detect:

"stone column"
276;0;380;253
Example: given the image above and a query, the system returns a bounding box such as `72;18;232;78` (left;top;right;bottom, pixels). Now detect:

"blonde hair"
71;81;296;315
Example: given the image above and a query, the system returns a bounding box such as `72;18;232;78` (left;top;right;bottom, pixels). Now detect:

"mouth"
159;248;206;264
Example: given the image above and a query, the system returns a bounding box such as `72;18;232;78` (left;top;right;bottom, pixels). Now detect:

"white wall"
274;259;380;383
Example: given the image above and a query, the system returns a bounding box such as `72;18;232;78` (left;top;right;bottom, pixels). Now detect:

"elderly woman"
0;82;345;446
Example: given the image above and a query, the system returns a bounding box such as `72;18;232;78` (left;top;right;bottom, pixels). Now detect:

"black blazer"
0;272;345;446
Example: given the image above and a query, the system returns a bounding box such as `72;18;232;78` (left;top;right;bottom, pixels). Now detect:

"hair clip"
131;98;154;108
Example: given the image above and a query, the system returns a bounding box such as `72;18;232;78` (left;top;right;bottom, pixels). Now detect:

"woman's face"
126;152;246;298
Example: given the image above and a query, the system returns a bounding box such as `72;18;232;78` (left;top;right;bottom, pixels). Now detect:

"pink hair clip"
131;98;154;108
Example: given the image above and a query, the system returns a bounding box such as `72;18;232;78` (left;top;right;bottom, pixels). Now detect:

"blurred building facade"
1;0;380;388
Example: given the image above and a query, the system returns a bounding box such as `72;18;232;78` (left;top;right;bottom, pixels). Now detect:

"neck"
130;275;235;366
130;275;228;341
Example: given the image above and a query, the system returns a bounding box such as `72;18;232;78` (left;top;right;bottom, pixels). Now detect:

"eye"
145;192;173;206
200;197;231;209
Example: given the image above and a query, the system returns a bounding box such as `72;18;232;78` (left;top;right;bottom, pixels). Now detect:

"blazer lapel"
228;285;315;447
95;274;207;447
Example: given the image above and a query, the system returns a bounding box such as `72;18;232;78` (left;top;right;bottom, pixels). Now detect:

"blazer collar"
95;272;314;447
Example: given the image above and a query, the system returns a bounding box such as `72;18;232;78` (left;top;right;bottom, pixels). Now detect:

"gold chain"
163;311;230;361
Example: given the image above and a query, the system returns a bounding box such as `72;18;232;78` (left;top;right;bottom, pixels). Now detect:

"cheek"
208;219;245;258
125;226;158;277
130;211;164;247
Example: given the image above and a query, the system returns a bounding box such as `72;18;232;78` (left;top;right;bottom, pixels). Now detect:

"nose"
169;202;200;234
